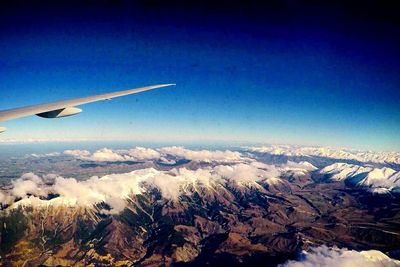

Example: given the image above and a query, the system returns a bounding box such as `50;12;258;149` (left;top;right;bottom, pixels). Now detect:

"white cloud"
4;161;289;214
158;146;248;163
11;145;400;215
143;172;182;200
127;147;161;160
63;146;251;164
279;245;400;267
11;173;46;198
7;169;155;214
64;147;161;162
29;152;60;158
64;149;91;158
89;148;131;162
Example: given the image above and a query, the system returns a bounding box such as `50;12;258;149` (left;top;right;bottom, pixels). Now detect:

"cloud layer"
3;146;400;215
64;146;250;164
280;245;400;267
2;161;290;214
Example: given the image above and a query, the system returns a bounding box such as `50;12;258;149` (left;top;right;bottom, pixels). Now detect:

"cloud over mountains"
2;161;290;214
3;146;400;215
64;146;249;164
2;146;400;266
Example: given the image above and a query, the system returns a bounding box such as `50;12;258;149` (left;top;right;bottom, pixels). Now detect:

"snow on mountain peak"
320;162;400;193
246;145;400;165
2;161;305;214
320;163;373;181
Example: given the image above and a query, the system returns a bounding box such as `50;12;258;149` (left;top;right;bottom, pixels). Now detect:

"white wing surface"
0;83;174;132
0;83;174;122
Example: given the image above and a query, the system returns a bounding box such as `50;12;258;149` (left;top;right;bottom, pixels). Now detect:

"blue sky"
0;1;399;150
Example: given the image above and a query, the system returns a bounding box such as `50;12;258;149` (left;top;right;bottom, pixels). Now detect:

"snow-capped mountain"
246;145;400;166
320;163;400;193
2;165;400;266
1;146;400;266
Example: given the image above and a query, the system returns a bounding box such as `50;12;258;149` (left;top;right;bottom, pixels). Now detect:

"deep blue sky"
1;1;399;150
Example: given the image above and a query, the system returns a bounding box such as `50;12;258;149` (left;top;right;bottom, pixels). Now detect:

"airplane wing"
0;83;175;133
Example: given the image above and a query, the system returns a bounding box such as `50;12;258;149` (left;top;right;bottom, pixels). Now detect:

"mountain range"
1;145;399;266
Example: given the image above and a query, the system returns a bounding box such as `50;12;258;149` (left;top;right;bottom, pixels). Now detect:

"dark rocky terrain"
1;170;399;266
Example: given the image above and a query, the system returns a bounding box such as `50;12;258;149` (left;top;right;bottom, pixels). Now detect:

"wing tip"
146;83;176;90
158;83;176;87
